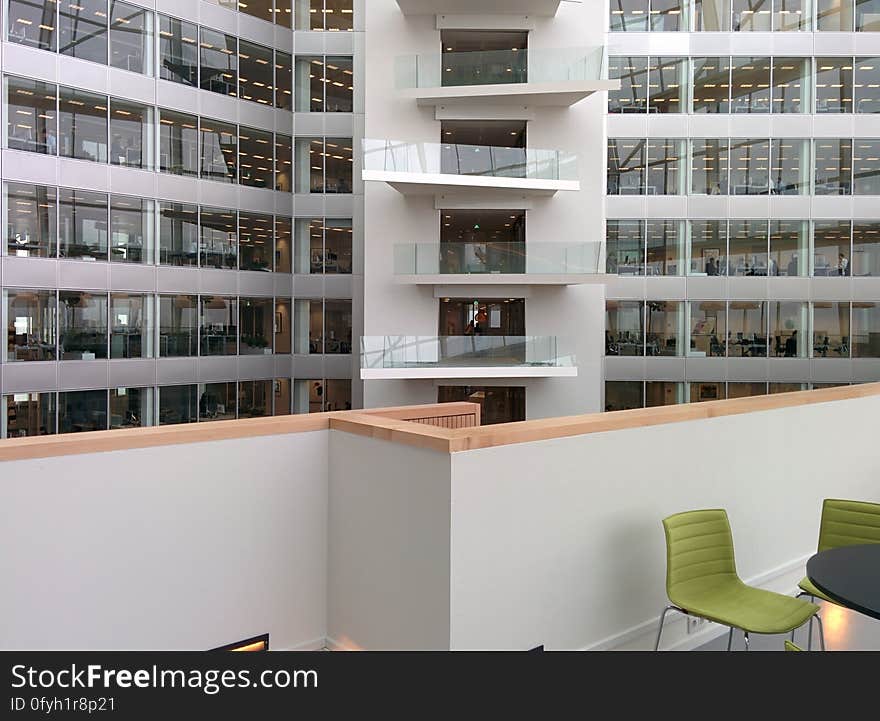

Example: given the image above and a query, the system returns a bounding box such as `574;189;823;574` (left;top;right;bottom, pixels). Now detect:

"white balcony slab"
404;80;618;108
395;273;610;286
361;366;577;380
362;169;578;196
396;0;562;15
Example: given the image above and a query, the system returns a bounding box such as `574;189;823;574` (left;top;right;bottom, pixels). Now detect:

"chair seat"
674;579;819;634
797;576;836;604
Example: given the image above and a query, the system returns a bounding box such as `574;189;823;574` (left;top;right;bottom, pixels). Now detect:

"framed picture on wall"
702;248;720;262
699;384;719;401
275;311;283;334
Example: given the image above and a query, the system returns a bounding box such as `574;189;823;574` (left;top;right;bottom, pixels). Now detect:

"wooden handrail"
2;385;879;461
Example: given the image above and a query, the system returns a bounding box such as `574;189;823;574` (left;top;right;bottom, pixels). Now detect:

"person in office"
787;254;799;277
838;253;849;276
706;256;718;276
768;256;779;276
784;330;798;357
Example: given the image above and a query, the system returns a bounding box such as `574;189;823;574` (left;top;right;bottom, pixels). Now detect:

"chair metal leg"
744;632;750;651
654;605;678;651
727;627;734;651
815;613;826;652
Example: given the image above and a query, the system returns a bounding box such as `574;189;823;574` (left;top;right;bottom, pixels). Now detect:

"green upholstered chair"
795;498;880;649
655;509;822;651
784;641;803;651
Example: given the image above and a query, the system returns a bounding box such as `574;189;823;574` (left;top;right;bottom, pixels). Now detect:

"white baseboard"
583;554;811;651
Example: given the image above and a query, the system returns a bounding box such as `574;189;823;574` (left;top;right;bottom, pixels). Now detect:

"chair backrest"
662;509;738;606
817;499;880;552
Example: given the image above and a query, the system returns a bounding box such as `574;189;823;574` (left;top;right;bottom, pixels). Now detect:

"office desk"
807;545;880;620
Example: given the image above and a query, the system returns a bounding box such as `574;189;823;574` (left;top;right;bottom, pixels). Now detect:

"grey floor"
696;600;880;651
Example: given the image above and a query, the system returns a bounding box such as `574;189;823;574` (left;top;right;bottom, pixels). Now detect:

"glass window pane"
691;138;729;194
812;302;851;357
774;0;808;29
5;76;57;155
853;139;880;194
852;221;880;276
606;219;644;275
607;138;646;195
240;297;273;354
609;0;650;30
730;138;770;195
645;382;685;406
293;299;320;353
199;382;236;421
730;57;771;113
325;138;352;193
239;379;272;418
729;219;768;275
274;378;291;415
110;386;152;428
275;216;292;272
813;220;852;276
770;138;810;194
159;294;197;356
770;382;809;393
733;0;771;29
646;219;684;276
326;56;353;112
110;98;152;169
852;302;880;357
159;109;199;177
608;56;648;113
816;57;853;113
110;194;152;263
159;201;198;266
110;1;151;75
238;40;274;107
294;218;320;273
275;133;293;192
159;384;197;424
728;382;767;398
857;0;880;29
238;212;273;271
855;57;880;113
158;14;198;86
295;137;320;193
728;300;768;356
59;0;107;64
692;57;730;114
59;389;107;433
605;300;644;355
689;301;727;357
647;138;687;195
58;86;107;162
652;0;685;29
772;57;808;113
200;207;237;269
275;51;293;110
324;378;351;411
59;188;108;260
239;0;273;23
200;118;237;183
646;301;683;356
688;219;727;275
648;57;685;113
3;288;56;361
324;218;352;273
59;291;107;359
324;300;351;354
275;298;291;353
296;56;323;112
275;0;292;26
238;126;274;189
200;28;237;97
7;0;57;50
200;296;238;355
817;0;854;30
689;382;726;402
4;182;57;258
5;393;56;437
769;219;809;276
770;301;808;357
604;382;643;412
110;293;151;358
814;139;852;195
325;0;353;31
694;0;731;29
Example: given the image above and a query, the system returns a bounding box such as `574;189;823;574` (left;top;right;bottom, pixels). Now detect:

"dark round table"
806;544;880;620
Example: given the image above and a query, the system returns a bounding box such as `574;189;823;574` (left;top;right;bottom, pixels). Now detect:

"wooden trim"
357;402;479;424
3;386;879;461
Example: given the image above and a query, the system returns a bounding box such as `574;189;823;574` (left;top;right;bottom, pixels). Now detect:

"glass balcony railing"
394;242;602;275
395;47;605;89
361;336;574;369
363;139;578;182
